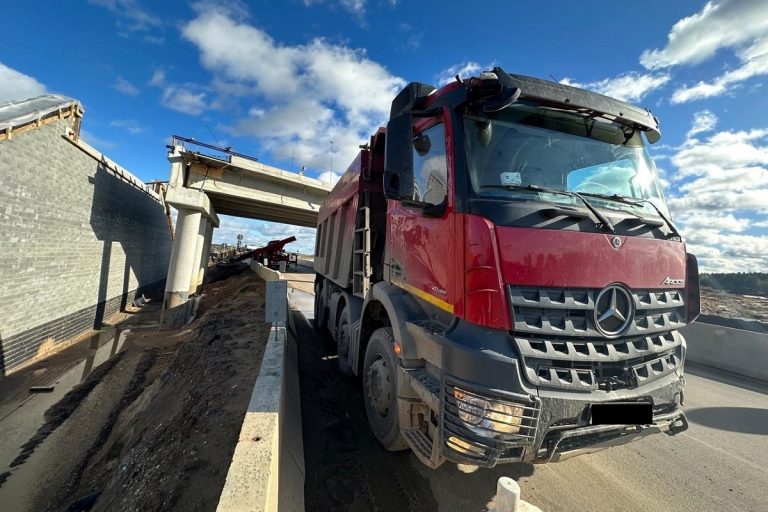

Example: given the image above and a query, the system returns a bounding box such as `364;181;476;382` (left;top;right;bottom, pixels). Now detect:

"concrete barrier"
217;277;305;512
251;261;282;282
681;321;768;382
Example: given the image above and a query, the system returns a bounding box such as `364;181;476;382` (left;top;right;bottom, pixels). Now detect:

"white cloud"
638;0;768;103
113;76;139;96
316;171;341;186
561;72;671;103
181;8;405;172
303;0;367;17
0;62;47;103
149;69;208;116
397;23;421;50
161;85;207;116
686;110;718;139
437;61;488;86
667;112;768;272
149;69;165;87
676;211;749;233
640;0;768;69
88;0;161;32
110;119;145;134
672;129;768;179
671;37;768;103
682;230;768;273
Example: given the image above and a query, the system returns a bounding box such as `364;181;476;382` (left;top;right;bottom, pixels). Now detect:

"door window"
412;123;447;205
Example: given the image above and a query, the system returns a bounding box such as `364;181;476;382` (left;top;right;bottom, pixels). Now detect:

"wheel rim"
367;357;391;418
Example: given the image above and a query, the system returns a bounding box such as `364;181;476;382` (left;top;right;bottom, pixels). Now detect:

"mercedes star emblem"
594;285;634;338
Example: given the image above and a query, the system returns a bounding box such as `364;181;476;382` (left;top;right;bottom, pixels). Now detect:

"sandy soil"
700;288;768;323
0;263;270;512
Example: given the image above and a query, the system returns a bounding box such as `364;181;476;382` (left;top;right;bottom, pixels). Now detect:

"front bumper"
431;320;688;467
539;409;688;463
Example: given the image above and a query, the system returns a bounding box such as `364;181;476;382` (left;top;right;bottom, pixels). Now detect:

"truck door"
388;119;456;314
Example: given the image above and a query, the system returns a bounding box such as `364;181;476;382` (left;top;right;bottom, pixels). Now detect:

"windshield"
464;104;671;218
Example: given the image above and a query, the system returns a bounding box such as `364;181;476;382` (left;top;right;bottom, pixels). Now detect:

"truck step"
402;368;440;412
401;428;440;469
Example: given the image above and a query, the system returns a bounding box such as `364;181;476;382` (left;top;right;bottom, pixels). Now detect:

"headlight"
454;388;490;425
454;387;525;437
487;402;524;435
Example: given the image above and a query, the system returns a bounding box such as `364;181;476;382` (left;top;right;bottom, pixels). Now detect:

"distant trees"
700;273;768;295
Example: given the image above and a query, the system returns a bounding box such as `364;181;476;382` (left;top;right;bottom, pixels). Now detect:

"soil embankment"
0;263;270;511
700;288;768;333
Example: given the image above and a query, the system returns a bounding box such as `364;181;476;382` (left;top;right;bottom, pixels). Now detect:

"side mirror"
384;113;414;200
685;253;700;323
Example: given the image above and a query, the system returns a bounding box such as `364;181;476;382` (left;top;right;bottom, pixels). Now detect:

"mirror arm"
401;199;447;218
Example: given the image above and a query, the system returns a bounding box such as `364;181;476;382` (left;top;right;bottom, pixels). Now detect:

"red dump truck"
313;68;699;468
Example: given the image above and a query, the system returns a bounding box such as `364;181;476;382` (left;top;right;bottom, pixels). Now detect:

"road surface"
286;275;768;512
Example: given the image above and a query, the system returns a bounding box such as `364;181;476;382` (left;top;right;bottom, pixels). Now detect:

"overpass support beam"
161;208;202;329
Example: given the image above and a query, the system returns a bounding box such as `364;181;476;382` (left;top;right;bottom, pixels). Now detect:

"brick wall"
0;117;172;376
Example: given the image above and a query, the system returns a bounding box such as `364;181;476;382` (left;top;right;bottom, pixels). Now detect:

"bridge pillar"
160;146;220;329
190;218;214;294
161;208;202;329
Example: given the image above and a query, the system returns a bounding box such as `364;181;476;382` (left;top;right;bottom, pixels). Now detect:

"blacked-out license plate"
590;402;653;425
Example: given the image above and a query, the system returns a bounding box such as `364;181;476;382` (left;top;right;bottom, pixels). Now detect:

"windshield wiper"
481;184;615;233
578;192;681;240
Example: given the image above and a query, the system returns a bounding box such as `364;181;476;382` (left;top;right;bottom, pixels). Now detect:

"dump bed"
314;150;368;288
314;129;387;291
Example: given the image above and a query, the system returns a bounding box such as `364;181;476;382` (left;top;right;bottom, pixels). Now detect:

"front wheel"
362;327;408;451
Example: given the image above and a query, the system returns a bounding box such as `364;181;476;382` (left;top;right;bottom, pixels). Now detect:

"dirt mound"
33;267;270;512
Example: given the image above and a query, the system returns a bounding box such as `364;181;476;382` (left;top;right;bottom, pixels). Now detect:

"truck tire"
336;306;353;375
313;280;324;333
362;327;408;451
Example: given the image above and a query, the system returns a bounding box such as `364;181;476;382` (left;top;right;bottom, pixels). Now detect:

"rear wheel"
362;327;408;451
336;306;353;375
313;280;324;333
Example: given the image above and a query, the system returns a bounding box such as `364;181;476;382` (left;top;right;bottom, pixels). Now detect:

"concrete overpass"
160;137;332;328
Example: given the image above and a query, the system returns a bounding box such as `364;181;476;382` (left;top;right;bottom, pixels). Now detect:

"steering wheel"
572;181;615;195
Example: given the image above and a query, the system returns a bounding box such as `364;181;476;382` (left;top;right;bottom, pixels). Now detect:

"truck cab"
314;68;699;468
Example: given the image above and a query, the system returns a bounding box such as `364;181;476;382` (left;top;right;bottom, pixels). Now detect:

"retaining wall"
0;114;172;376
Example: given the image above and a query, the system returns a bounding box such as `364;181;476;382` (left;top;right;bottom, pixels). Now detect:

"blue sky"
2;0;767;271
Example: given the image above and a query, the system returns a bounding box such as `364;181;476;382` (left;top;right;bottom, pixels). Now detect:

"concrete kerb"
217;272;304;512
251;261;282;282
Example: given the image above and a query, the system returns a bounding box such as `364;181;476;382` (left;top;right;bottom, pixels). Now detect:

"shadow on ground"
685;406;768;435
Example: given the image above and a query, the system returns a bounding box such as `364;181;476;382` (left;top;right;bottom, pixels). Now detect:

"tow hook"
665;413;689;436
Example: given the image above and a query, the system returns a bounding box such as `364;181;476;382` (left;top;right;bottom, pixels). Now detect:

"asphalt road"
287;275;768;512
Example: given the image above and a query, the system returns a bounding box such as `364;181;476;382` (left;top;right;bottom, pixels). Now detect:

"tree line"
700;273;768;295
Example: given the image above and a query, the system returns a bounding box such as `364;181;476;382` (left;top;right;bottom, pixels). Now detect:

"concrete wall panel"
0;117;172;375
681;321;768;382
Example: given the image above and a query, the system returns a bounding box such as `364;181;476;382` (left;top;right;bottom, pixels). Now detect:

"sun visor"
505;74;661;143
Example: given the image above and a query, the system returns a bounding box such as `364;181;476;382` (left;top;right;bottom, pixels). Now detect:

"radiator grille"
508;286;686;338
